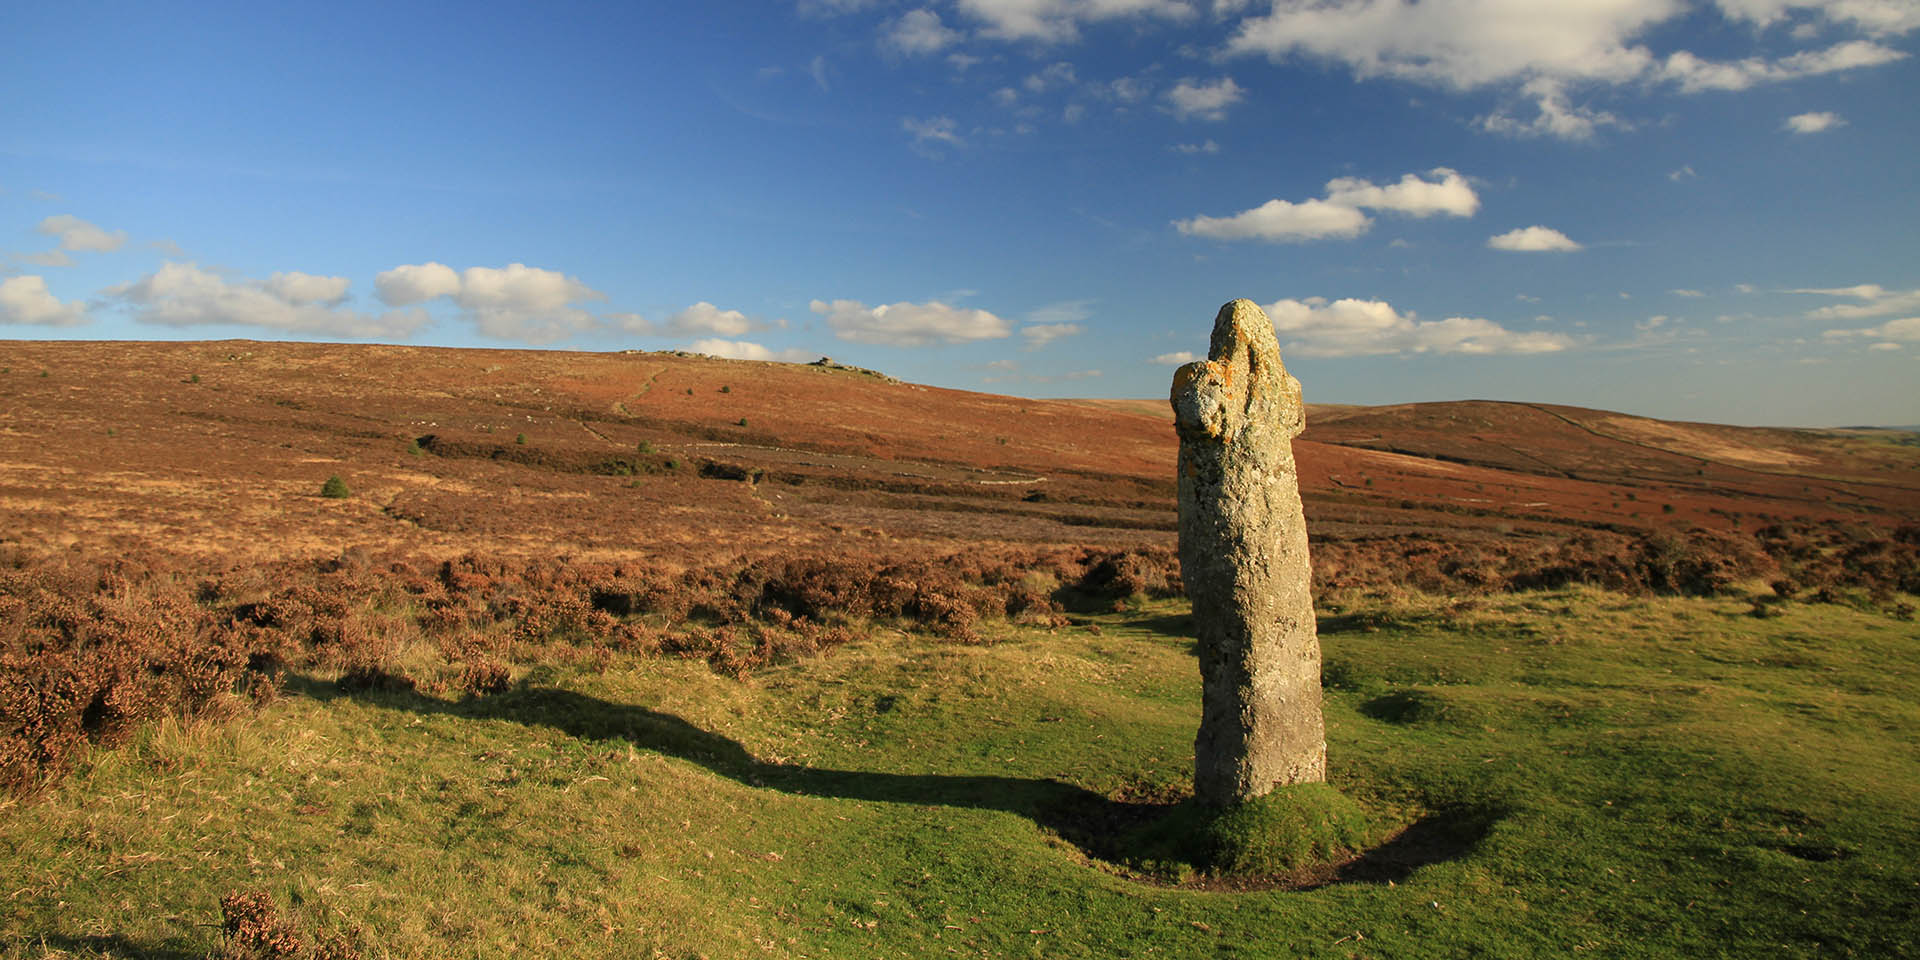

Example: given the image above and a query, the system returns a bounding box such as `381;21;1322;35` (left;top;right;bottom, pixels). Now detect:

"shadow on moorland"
25;934;200;960
286;674;1494;890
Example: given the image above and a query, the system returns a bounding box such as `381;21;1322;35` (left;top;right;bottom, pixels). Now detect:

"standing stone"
1171;299;1326;806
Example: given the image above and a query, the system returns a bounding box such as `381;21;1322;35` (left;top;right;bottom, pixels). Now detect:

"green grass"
4;588;1917;958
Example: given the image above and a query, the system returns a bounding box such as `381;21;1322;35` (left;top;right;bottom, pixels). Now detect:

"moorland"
2;339;1917;958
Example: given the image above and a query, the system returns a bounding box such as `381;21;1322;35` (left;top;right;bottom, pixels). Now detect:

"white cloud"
1166;76;1243;120
1027;299;1093;327
264;271;350;306
1172;139;1221;153
0;275;87;326
1021;322;1085;348
882;9;963;56
1488;225;1583;252
1821;316;1920;342
1794;285;1920;320
1263;296;1577;357
1110;75;1154;102
374;262;462;305
1152;350;1200;364
1323;167;1478;217
1670;288;1706;297
1225;2;1912;139
956;0;1196;44
375;261;604;343
1669;164;1698;181
37;214;127;253
1176;167;1477;242
1783;110;1846;132
809;55;832;91
611;303;763;337
1228;1;1670;89
664;301;758;336
687;338;816;362
1176;197;1371;241
1479;77;1625;140
1660;41;1906;92
1025;61;1078;92
1713;0;1920;35
104;262;427;338
810;298;1013;345
904;115;964;152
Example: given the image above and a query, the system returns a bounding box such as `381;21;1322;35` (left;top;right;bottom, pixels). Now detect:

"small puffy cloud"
1670;288;1705;297
1669;165;1698;181
1488;225;1583;252
375;262;462;305
1479;78;1624;140
1025;61;1078;92
1264;296;1576;357
264;271;351;306
1110;75;1153;102
955;0;1196;44
1176;167;1476;243
904;115;964;153
1021;322;1084;348
882;9;962;56
1324;167;1478;217
811;298;1012;346
687;338;815;362
1783;110;1846;133
37;214;126;253
375;262;603;343
1152;350;1199;364
1166;76;1243;121
1176;197;1371;242
0;275;87;326
1172;139;1220;154
104;262;427;338
664;301;758;336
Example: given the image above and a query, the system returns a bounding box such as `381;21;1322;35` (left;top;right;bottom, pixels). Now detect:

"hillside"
2;340;1915;571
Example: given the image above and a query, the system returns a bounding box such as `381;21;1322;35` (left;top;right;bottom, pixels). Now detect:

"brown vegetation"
1;340;1916;798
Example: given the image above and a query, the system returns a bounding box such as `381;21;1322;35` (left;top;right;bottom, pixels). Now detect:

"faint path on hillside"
579;421;615;445
611;367;667;417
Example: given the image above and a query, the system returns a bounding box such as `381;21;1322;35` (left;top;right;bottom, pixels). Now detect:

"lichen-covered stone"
1171;299;1326;806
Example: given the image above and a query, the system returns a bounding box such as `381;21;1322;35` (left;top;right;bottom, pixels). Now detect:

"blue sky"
3;1;1915;426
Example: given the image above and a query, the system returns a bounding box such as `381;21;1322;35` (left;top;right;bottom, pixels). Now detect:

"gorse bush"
320;476;350;499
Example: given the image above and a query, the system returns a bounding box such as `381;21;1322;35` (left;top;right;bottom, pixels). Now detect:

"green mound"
1127;782;1378;880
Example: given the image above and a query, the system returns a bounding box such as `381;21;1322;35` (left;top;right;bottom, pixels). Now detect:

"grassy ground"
3;588;1916;959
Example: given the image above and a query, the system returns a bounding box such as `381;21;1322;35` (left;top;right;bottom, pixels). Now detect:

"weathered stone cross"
1171;299;1327;807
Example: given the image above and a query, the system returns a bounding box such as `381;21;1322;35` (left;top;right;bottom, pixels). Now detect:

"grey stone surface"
1171;299;1327;806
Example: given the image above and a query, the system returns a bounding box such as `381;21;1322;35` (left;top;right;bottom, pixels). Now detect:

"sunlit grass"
4;588;1916;958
